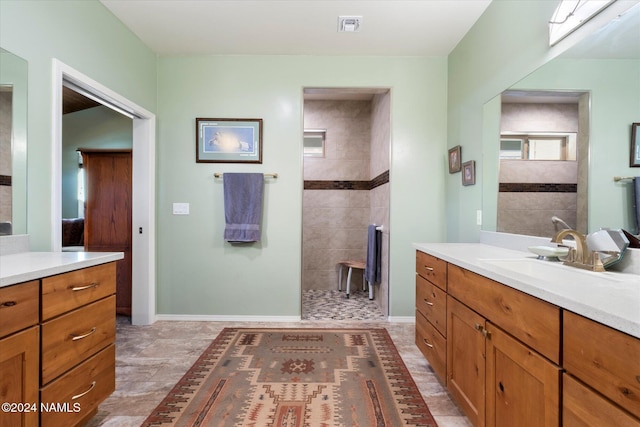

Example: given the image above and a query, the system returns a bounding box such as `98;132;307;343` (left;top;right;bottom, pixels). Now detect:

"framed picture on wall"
196;118;263;163
448;145;462;173
631;123;640;167
462;160;476;186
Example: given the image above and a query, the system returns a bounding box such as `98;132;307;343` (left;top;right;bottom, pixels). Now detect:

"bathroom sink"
479;258;627;284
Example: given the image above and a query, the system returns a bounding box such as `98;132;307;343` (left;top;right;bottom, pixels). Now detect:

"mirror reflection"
0;48;28;236
483;4;640;238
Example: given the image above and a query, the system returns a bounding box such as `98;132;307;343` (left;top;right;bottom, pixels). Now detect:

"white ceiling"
99;0;492;56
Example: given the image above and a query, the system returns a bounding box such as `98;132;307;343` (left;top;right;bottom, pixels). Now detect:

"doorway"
301;87;391;320
52;59;156;325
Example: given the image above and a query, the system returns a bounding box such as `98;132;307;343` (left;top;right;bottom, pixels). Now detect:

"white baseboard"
154;314;302;322
387;316;415;323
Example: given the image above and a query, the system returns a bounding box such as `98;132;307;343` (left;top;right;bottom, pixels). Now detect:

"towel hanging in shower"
365;224;382;284
634;177;640;235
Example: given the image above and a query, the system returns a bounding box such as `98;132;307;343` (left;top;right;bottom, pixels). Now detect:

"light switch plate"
173;203;190;215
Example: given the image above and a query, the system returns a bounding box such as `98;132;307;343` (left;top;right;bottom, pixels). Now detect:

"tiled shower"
302;91;390;317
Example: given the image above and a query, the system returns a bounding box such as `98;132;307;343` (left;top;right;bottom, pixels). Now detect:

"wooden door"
447;295;486;427
485;322;561;427
82;149;132;315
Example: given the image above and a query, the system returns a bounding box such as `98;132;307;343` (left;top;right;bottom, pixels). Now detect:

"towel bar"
614;176;635;181
214;172;278;178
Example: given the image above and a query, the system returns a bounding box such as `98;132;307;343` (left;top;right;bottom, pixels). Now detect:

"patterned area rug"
142;328;438;426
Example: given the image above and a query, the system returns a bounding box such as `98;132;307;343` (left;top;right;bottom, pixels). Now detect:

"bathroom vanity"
414;243;640;427
0;250;122;427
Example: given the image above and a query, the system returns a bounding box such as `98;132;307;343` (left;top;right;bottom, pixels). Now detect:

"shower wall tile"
497;193;577;237
304;100;371;181
371;93;390;178
501;103;579;132
499;160;577;183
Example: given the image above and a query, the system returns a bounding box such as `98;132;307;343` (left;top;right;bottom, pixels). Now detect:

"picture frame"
448;145;462;173
196;118;263;163
631;123;640;167
462;160;476;186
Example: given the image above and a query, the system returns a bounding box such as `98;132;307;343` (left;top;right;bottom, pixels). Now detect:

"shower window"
303;129;326;157
500;132;577;161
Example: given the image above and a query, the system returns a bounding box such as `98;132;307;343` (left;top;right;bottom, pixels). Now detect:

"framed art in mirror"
462;160;475;186
196;118;262;163
448;145;461;173
631;123;640;167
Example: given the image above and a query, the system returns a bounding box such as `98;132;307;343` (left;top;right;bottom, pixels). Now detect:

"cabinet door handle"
422;338;434;348
0;300;17;308
71;381;96;400
423;299;434;306
70;327;97;341
482;329;492;339
70;282;99;291
474;323;482;331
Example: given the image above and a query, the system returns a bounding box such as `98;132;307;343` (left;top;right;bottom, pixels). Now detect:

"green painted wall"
446;0;560;242
157;55;447;316
0;0;156;250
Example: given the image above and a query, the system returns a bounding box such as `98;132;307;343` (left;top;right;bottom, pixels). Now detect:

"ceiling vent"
338;16;362;32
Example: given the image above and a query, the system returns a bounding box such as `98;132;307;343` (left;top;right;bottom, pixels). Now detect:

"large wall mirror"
483;4;640;238
0;48;28;236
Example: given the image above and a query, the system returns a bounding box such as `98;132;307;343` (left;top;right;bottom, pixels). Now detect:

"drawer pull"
71;381;96;400
424;266;434;272
0;300;17;308
70;327;97;341
423;299;434;306
422;338;434;348
70;282;99;291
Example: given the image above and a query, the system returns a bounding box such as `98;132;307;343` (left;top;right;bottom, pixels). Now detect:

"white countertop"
0;251;124;287
414;243;640;339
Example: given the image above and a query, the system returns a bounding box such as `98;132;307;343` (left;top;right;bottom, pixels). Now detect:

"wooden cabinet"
415;251;448;382
0;280;40;427
81;149;132;315
39;265;116;426
0;324;39;427
485;322;560;427
446;295;486;427
563;373;640;427
0;261;116;427
564;311;640;422
416;250;562;427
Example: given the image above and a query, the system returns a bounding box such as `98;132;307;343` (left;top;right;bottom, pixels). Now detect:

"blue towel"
634;178;640;235
223;173;264;242
365;225;381;284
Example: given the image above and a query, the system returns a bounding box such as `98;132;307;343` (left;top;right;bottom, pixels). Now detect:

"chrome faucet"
551;229;605;271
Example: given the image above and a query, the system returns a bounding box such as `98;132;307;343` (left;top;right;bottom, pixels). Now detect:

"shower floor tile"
302;289;386;321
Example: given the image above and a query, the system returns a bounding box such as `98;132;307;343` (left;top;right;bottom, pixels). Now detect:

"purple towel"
365;225;381;283
223;173;264;242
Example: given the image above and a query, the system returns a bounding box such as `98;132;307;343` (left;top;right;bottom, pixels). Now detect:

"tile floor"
85;291;471;427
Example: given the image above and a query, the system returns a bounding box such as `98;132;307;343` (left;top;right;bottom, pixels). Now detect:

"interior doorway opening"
301;87;391;321
52;59;156;325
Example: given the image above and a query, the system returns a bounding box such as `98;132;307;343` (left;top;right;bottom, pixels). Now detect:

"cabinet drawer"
448;264;561;364
0;280;39;338
416;251;447;291
416;310;447;382
563;373;639;427
41;296;115;385
416;274;447;336
41;344;115;427
42;263;116;321
564;311;640;419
